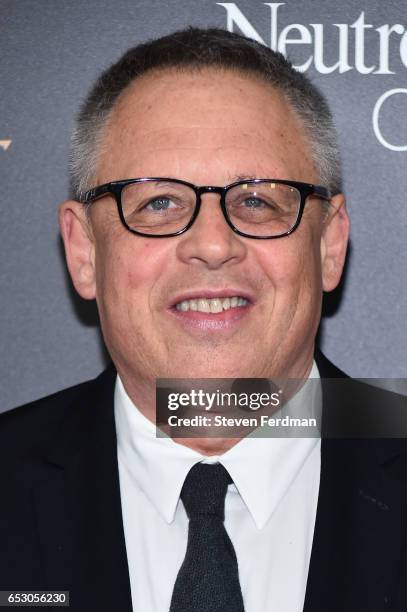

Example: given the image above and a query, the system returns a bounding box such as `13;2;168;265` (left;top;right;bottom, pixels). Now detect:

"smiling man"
1;27;407;612
62;55;347;445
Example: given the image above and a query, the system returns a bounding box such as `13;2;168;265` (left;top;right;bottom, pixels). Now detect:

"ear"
320;193;350;292
59;200;96;300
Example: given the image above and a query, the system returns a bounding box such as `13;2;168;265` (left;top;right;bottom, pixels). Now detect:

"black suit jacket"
1;354;407;612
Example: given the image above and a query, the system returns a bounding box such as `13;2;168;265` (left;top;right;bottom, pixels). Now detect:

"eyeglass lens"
121;180;302;237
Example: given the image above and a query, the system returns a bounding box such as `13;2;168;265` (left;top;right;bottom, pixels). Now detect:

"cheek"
95;237;173;309
253;228;322;296
123;239;175;300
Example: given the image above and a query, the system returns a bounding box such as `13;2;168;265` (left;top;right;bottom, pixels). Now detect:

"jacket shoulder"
1;377;94;428
0;367;115;461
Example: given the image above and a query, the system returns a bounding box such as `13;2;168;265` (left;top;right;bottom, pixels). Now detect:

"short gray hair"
69;27;342;201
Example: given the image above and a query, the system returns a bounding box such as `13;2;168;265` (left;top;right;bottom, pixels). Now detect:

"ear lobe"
59;200;96;300
320;194;350;292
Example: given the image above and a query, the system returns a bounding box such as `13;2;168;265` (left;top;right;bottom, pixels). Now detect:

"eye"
241;196;269;209
144;197;177;211
236;195;281;212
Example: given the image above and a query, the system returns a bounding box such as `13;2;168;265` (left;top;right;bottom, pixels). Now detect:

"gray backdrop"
1;0;406;412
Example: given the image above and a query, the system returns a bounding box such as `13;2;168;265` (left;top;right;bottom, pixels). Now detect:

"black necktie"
169;462;245;612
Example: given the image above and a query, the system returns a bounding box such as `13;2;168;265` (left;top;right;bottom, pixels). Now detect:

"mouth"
175;295;248;313
168;290;254;332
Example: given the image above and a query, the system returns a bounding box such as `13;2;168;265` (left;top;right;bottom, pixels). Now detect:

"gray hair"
69;27;342;201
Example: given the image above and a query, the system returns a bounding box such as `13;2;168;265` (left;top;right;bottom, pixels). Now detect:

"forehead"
96;67;317;184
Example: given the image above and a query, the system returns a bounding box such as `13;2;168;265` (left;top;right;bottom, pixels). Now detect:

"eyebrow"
228;174;258;182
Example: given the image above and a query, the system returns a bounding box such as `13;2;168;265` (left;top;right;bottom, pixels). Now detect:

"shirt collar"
114;362;321;530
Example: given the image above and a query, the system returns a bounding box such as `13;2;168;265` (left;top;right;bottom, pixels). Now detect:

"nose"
175;192;247;270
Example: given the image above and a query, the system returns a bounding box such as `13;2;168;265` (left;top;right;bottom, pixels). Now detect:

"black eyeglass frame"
83;177;331;239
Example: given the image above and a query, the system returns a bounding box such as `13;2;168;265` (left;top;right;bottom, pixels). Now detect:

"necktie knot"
181;462;232;520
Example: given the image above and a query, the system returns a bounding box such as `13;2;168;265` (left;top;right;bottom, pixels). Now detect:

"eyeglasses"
83;177;331;239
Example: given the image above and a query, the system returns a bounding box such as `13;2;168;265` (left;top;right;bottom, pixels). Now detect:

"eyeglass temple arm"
82;183;112;204
312;185;331;200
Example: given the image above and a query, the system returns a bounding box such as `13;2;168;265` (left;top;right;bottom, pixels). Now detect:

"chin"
171;353;262;378
172;364;250;379
174;436;242;456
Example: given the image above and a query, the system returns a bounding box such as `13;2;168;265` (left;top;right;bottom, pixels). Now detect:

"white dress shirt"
115;364;321;612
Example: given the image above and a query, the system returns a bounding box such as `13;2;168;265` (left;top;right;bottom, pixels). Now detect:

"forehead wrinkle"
98;141;295;183
113;125;275;148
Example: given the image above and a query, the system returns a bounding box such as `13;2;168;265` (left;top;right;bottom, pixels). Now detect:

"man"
1;27;407;612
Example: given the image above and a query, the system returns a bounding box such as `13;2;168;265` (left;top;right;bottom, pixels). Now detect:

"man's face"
61;68;348;398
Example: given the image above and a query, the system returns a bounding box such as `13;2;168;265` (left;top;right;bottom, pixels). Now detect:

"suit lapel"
304;439;407;611
305;354;407;612
32;366;132;612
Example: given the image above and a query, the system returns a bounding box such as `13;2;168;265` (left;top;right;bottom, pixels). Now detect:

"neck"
115;351;315;456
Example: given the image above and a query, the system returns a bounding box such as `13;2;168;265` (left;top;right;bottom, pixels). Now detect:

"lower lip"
168;304;252;332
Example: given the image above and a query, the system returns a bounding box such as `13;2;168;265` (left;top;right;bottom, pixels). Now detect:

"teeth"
197;298;210;313
210;299;223;314
175;296;248;313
